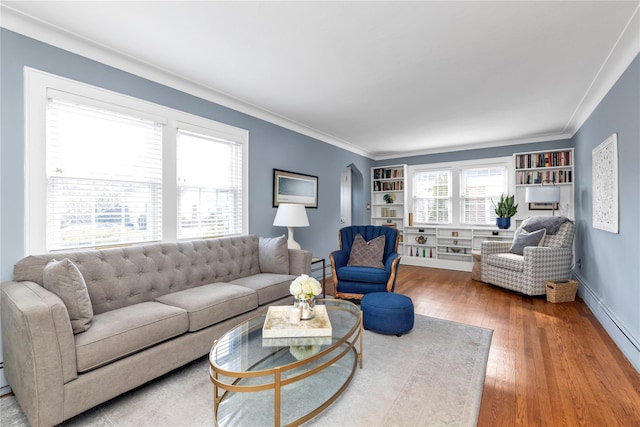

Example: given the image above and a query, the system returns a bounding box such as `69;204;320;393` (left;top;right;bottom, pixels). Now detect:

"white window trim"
407;156;514;228
24;67;249;254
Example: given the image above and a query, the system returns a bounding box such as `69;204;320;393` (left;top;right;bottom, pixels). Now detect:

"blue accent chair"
329;225;401;300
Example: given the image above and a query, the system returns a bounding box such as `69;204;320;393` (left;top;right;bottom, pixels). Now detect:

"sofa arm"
481;240;512;257
523;246;574;279
385;253;401;292
288;249;312;276
329;250;349;289
1;280;78;427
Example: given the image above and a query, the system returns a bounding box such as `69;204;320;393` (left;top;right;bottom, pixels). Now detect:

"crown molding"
0;5;376;159
562;3;640;136
373;132;574;161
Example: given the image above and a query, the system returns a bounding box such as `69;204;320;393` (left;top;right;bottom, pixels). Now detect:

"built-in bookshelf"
514;148;575;219
402;226;514;271
371;165;407;253
515;149;573;185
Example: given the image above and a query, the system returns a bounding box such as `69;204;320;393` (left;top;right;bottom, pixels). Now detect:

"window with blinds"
177;129;243;239
46;98;163;250
413;170;452;224
460;166;507;225
27;69;249;254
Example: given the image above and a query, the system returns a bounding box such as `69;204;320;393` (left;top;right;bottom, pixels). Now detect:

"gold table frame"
209;299;363;427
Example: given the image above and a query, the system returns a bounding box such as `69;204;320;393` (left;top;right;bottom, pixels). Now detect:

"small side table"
471;249;482;281
311;257;326;297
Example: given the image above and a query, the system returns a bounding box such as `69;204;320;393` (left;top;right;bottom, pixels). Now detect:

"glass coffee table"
209;299;362;427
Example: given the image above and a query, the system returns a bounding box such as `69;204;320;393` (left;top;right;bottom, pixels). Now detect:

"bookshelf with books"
371;165;407;254
514;148;574;219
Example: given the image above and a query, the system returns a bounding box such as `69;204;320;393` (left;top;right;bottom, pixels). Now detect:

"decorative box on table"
545;280;578;303
262;305;332;338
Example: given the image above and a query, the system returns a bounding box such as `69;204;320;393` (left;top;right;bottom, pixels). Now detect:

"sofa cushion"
43;258;94;334
74;301;188;372
347;234;385;268
486;253;524;272
231;273;296;305
259;235;289;274
337;265;389;284
510;228;546;255
155;283;258;331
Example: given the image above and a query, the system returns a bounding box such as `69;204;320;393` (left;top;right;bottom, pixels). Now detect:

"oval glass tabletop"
209;299;362;427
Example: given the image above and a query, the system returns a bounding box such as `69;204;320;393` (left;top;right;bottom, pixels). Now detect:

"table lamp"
525;183;561;216
273;203;309;249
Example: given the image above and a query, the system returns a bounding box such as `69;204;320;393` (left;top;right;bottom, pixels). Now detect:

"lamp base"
287;227;302;250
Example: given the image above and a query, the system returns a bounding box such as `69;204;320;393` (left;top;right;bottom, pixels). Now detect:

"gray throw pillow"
259;235;289;274
509;228;546;256
43;258;93;334
347;234;386;268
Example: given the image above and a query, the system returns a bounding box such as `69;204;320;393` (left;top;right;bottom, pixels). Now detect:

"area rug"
0;314;492;427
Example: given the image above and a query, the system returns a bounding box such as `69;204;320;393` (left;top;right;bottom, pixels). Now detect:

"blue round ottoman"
361;292;414;336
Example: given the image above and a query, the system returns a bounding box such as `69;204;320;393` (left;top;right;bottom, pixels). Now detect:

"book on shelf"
515;150;572;170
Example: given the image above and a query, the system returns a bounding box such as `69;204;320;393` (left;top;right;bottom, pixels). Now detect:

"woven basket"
546;280;578;303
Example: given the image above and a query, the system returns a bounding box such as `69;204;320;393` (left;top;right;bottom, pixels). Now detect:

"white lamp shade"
525;186;561;204
273;203;309;227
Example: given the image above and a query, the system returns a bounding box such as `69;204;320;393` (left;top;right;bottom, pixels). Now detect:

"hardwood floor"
326;265;640;426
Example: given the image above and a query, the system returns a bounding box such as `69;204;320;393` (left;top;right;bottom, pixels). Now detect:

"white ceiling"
2;1;639;159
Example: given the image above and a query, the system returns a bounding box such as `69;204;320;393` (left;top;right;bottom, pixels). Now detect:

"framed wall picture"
529;202;559;211
592;133;618;233
273;169;318;208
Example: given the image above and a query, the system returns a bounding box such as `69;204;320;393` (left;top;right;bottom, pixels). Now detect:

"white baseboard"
573;271;640;373
0;367;11;396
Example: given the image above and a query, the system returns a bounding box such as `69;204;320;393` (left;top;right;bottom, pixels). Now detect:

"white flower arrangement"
289;344;321;361
289;274;322;300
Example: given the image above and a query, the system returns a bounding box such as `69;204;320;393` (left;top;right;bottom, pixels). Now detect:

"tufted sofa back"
13;235;261;315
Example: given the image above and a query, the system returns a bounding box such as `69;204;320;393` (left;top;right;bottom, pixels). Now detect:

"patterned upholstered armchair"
481;217;575;296
330;225;401;300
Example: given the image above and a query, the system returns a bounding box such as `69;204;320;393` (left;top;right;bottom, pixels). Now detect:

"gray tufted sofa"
1;235;311;427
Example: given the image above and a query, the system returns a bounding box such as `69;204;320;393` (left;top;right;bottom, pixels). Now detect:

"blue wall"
572;54;640;370
0;28;373;281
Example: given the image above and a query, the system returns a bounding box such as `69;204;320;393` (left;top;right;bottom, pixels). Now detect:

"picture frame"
528;202;559;211
273;169;318;208
592;133;618;233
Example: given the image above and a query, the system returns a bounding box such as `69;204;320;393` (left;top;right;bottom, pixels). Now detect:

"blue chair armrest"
330;250;349;269
384;252;399;272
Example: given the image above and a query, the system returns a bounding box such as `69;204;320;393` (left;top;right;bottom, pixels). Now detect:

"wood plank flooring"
326;265;640;426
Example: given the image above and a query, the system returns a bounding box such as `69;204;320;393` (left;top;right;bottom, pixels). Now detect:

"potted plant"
493;193;518;229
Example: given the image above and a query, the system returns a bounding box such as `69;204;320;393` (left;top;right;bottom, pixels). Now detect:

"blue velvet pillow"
509;228;546;255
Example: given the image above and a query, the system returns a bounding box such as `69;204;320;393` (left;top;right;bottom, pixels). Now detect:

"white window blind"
460;166;507;225
46;98;163;250
413;170;451;224
177;129;243;239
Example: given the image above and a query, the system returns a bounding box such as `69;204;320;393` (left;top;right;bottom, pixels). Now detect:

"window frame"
411;168;453;225
25;67;249;254
459;165;509;225
407;157;513;227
